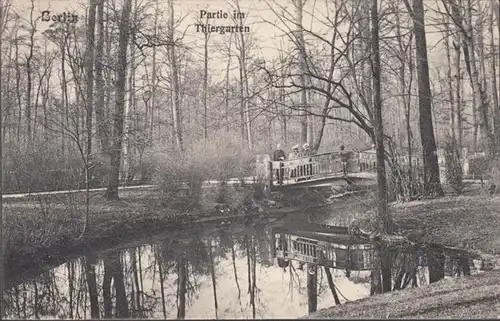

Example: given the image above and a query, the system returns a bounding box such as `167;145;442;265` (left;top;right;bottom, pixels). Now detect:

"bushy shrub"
152;135;258;210
4;142;83;193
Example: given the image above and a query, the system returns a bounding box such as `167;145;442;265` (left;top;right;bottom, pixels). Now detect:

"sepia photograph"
0;0;499;319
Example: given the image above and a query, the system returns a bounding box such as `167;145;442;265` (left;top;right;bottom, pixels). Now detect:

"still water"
2;217;479;319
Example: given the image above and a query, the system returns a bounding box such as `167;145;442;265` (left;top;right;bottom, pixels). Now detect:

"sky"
4;0;472;86
5;0;450;58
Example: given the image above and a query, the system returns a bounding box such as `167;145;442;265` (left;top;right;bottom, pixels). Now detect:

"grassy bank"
391;192;500;256
306;188;500;319
307;270;500;319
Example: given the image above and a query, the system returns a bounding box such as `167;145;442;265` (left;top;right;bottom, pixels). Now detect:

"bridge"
270;225;377;271
269;224;472;274
256;149;383;191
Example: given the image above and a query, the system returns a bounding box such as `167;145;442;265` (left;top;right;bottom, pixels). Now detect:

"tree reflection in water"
3;225;379;319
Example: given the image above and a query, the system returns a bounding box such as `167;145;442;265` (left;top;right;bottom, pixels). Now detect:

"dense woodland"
0;0;499;195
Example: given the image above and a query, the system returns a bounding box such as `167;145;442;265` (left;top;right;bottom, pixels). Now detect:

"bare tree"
293;0;310;145
200;14;210;143
404;0;444;196
224;36;232;133
94;0;109;152
0;1;10;317
85;0;97;159
106;0;133;199
489;0;500;155
232;0;253;150
371;0;392;294
442;0;495;155
167;0;183;151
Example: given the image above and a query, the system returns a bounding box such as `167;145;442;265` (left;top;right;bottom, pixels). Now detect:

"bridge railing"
269;150;381;186
274;233;376;270
270;151;348;186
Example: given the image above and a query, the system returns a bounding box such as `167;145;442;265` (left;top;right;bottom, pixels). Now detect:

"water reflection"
4;226;373;319
3;222;479;319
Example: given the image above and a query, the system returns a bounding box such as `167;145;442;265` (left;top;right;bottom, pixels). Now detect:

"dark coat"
273;149;286;161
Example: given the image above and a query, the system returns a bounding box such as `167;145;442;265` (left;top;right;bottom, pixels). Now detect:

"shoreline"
4;194;297;290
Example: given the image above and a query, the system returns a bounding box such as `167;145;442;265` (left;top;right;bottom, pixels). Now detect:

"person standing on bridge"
289;144;300;160
288;144;300;179
273;143;286;161
339;145;349;176
302;143;313;178
273;143;286;184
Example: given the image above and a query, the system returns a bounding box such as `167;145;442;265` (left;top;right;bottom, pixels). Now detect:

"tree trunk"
177;252;187;319
279;42;288;145
85;0;96;159
85;254;99;319
428;249;445;283
406;0;444;196
452;23;463;153
124;0;137;180
203;16;210;142
157;252;167;319
95;0;109;153
251;236;257;319
361;0;373;143
168;0;183;151
324;267;341;305
149;3;158;142
294;0;308;144
238;54;246;143
102;257;112;318
475;1;492;153
307;264;317;313
462;0;495;154
61;26;70;155
110;252;129;318
445;14;456;145
208;239;218;318
25;2;36;145
106;0;132;199
233;0;252;150
394;1;414;189
0;3;4;316
131;249;141;316
489;0;500;155
371;0;393;294
224;37;232;133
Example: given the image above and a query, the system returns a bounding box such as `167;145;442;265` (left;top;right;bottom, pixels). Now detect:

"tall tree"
202;14;210;143
404;0;444;196
371;0;393;294
85;0;97;158
24;0;37;145
94;0;109;152
489;0;500;155
106;0;133;199
233;0;252;150
167;0;183;151
293;0;310;145
0;1;9;317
